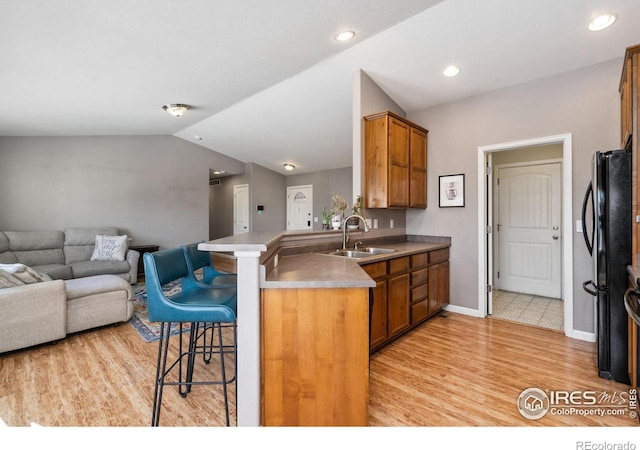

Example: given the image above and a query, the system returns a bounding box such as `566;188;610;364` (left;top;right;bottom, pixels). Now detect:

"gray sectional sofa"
0;227;140;353
0;227;139;282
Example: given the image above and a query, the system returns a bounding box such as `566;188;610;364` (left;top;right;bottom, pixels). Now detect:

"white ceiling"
2;0;640;175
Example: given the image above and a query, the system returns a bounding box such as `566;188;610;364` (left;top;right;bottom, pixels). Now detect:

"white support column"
234;250;261;426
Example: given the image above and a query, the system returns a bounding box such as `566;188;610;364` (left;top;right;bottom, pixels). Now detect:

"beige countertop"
262;240;449;288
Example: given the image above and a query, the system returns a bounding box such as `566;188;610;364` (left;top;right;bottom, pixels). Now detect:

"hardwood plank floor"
0;312;637;428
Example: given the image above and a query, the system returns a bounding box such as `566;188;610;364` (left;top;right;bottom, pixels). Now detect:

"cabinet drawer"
388;256;410;275
363;261;386;279
429;248;449;264
411;252;428;268
411;283;428;303
411;299;428;324
411;267;428;286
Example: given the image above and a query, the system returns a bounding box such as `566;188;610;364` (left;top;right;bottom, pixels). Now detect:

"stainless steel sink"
320;247;396;259
361;247;396;255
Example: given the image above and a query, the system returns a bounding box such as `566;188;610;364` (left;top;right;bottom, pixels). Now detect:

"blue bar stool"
181;242;237;291
181;242;238;366
144;248;237;426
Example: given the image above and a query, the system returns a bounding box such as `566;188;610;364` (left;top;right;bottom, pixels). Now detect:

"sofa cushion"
90;234;128;261
0;233;17;264
0;263;44;284
68;260;130;279
31;264;72;280
4;231;65;267
63;227;119;264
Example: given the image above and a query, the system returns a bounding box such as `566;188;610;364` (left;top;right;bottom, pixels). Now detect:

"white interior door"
495;162;562;298
233;184;249;235
287;185;313;231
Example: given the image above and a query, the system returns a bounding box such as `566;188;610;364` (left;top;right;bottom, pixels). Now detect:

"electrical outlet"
576;220;582;233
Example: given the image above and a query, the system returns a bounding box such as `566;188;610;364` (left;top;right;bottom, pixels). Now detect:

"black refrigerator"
581;149;631;384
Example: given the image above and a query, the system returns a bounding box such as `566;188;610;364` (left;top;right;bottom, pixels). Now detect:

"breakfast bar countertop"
262;240;449;289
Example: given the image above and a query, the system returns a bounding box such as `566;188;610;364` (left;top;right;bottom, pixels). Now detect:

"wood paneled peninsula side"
198;229;450;426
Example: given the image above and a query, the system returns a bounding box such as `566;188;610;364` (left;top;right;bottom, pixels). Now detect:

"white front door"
286;185;313;231
495;163;562;298
233;184;249;235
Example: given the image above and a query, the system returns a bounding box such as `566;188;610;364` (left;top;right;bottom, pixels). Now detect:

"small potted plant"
347;195;364;229
352;195;363;216
321;207;332;231
330;193;348;229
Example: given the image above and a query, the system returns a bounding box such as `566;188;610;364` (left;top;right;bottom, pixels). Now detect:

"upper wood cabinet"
364;111;428;209
620;44;640;260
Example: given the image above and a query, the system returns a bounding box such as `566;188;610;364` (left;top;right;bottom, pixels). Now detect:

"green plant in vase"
321;207;332;230
352;195;363;216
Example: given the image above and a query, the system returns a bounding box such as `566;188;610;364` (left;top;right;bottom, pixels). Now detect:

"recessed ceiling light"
213;170;226;175
443;65;461;77
588;14;616;31
335;31;355;41
284;163;295;171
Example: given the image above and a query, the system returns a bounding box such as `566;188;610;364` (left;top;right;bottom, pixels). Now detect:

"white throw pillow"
0;263;44;284
90;235;128;261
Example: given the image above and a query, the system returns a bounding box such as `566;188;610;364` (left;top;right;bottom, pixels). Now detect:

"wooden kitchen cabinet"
620;44;640;261
364;111;428;209
363;248;449;352
261;287;369;426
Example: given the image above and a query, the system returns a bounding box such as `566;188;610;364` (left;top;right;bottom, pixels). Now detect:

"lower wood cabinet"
261;287;369;426
364;247;450;352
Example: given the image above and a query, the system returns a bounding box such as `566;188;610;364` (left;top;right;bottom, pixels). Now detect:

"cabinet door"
428;261;450;315
387;273;410;337
370;279;387;350
409;127;428;208
388;117;410;207
438;261;450;309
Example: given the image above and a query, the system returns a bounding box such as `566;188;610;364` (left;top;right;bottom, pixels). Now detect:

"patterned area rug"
129;279;189;342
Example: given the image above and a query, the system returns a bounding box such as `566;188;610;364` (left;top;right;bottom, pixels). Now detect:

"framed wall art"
439;174;465;207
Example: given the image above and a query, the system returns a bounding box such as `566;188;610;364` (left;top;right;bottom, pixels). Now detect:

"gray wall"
356;70;408;230
286;167;353;231
0;135;245;249
249;163;286;233
405;58;623;333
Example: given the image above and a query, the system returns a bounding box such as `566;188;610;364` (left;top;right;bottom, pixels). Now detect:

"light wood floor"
0;312;637;427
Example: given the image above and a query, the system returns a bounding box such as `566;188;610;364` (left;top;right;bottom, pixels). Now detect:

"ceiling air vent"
209;179;221;186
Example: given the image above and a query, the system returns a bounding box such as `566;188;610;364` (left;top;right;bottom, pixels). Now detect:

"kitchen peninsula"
198;229;450;426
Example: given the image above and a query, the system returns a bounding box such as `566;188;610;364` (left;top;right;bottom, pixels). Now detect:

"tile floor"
491;289;564;332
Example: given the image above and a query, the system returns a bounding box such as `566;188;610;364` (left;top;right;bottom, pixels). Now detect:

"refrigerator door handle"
624;288;640;327
582;280;598;296
581;181;594;255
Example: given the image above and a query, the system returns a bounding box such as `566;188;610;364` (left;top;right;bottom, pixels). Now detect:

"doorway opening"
477;134;574;337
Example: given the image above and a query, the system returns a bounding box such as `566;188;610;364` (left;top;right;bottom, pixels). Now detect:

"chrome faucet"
342;214;370;250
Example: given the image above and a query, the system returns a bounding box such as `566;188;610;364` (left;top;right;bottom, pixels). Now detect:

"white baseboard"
443;304;597;343
443;304;485;318
566;328;596;342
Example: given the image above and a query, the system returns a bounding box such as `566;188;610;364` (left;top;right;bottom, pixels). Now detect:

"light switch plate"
576;220;582;233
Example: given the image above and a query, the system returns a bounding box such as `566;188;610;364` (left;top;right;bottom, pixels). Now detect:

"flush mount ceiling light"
443;65;461;77
284;163;295;171
335;30;355;41
588;14;617;31
162;104;190;117
212;170;226;175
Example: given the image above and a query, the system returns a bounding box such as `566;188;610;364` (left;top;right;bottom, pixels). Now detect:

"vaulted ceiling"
2;0;639;175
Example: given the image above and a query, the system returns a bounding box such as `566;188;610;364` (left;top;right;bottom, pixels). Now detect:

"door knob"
553;235;559;240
